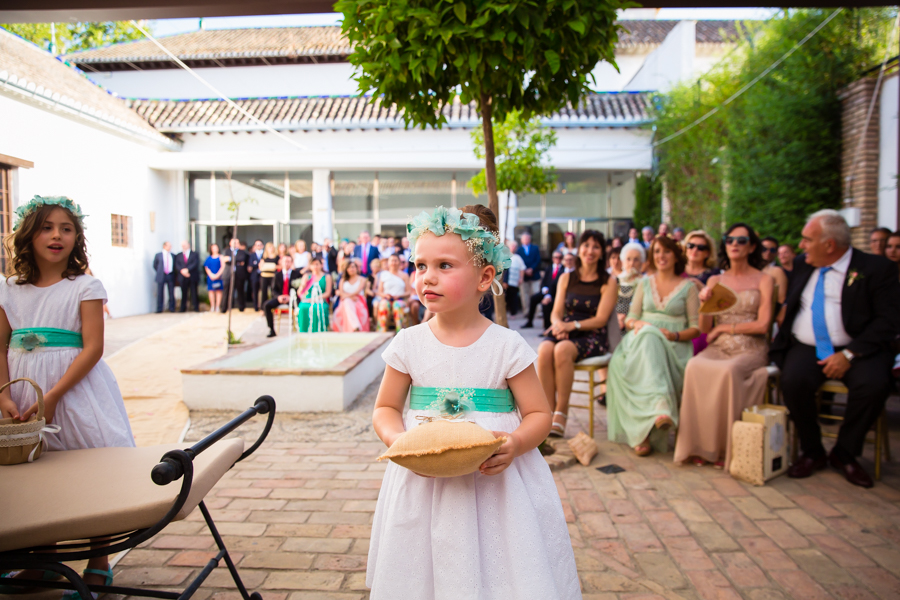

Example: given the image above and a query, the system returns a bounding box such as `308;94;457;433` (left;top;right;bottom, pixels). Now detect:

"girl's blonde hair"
5;204;88;284
264;242;277;259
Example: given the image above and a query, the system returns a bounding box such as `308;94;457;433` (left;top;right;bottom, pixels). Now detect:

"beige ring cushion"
0;439;244;552
378;420;505;478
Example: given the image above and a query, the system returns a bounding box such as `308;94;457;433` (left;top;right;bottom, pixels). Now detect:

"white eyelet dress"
367;322;582;600
0;275;135;451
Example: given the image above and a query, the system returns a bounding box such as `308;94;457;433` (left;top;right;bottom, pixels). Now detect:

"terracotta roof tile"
64;21;748;69
0;29;176;147
129;93;652;132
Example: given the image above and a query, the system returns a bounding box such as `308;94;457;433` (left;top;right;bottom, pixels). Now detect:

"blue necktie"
812;266;834;360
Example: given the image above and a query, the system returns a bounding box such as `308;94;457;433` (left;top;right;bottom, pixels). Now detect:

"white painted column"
312;169;333;243
498;190;518;241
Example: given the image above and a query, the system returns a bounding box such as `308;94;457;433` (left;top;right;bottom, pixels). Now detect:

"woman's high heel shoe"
549;411;567;437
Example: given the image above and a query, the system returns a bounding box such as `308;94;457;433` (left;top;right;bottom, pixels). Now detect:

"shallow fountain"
182;286;391;412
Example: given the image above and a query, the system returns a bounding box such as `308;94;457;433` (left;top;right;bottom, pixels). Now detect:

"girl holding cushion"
368;205;581;600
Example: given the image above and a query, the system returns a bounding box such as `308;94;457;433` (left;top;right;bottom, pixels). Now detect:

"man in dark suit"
264;255;303;337
320;238;339;274
152;241;176;313
220;238;250;312
516;230;542;303
771;209;900;488
249;239;264;311
354;231;380;277
175;240;200;312
523;251;564;330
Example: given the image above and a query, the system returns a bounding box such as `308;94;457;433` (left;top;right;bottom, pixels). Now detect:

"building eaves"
130;93;653;134
0;29;180;150
64;21;749;71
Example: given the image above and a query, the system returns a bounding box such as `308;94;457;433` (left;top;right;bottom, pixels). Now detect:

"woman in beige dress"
674;223;774;468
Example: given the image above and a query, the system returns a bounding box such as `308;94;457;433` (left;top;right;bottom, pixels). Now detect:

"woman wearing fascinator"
674;223;774;468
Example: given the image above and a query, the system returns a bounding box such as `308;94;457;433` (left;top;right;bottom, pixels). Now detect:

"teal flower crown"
13;196;86;231
406;206;512;284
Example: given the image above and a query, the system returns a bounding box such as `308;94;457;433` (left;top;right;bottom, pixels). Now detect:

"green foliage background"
633;173;662;231
1;22;148;55
651;8;896;246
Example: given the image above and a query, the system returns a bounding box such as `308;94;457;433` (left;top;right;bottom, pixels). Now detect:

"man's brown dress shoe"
829;452;874;489
787;454;827;478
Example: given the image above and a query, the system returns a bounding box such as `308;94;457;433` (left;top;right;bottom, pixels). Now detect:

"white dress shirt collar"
827;247;853;277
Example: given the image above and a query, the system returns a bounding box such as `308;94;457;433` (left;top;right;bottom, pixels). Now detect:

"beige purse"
0;378;57;465
729;420;765;486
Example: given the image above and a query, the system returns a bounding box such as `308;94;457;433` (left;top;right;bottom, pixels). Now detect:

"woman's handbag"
0;378;59;465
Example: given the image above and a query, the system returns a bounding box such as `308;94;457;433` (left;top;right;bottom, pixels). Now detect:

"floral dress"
544;274;609;361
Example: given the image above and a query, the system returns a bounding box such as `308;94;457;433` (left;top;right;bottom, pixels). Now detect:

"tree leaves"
453;3;467;23
1;20;148;55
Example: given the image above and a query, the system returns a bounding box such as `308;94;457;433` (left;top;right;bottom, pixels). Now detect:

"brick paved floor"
107;312;900;600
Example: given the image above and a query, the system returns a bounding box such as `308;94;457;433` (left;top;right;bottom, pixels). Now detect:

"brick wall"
840;77;881;249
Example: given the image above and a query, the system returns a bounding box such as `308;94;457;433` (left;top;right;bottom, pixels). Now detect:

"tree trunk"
481;93;508;328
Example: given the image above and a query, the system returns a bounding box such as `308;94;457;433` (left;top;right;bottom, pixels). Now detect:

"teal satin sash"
409;386;515;414
10;327;83;351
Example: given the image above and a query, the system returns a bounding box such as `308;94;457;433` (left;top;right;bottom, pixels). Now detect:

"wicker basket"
0;378;50;465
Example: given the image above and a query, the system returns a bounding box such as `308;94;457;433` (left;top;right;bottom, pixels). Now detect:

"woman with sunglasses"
674;223;774;468
606;235;700;457
682;230;721;355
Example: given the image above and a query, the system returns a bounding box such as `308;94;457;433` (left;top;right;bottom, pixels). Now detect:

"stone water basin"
181;332;393;412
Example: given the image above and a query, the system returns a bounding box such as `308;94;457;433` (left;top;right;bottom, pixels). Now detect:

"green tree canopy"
0;21;148;55
337;0;627;212
652;8;895;245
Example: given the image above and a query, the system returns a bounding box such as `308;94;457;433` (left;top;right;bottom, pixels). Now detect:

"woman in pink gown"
333;259;370;332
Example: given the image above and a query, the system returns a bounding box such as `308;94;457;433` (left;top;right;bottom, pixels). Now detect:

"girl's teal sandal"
62;567;113;600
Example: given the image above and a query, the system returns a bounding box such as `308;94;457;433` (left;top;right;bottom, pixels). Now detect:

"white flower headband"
407;206;512;295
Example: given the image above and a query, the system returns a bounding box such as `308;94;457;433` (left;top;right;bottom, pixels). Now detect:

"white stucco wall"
147;127;653;172
85;62;360;100
0;94;182;317
625;21;696;93
878;73;898;230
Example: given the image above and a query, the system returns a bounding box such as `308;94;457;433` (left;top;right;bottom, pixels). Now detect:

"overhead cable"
128;20;309;151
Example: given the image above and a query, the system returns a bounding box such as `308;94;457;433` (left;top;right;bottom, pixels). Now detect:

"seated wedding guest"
607;247;623;277
376;254;412;332
365;257;382;326
658;223;670;237
297;256;333;333
761;236;789;306
264;254;303;337
870;227;891;256
333;259;369;332
504;240;525;316
258;242;278;307
277;242;288;262
778;243;796;273
523;251;563;330
610;237;623;250
616;243;645;333
607;236;700;456
773;210;900;488
675;223;774;468
683;230;720;285
292;240;311;273
536;231;617;437
627;227;641;245
886;232;900;274
204;244;225;312
641;226;655;248
673;227;686;243
683;230;721;354
556;231;578;256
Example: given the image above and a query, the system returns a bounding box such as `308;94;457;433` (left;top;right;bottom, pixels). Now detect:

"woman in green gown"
297;256;333;332
607;235;700;456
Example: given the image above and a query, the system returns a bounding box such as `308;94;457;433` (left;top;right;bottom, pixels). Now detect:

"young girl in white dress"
367;205;581;600
0;196;134;595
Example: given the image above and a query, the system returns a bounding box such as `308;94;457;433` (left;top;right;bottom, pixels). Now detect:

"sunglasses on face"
725;236;750;246
686;243;709;251
762;247;777;254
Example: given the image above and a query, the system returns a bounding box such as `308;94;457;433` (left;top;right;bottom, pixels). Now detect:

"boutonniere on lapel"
846;270;864;287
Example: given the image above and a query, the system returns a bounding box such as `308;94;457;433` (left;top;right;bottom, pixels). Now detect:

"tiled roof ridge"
64;20;749;65
131;92;653;133
0;29;178;149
